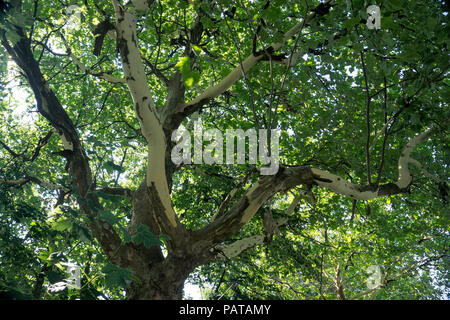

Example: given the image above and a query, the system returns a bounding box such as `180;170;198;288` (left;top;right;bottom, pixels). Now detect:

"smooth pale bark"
396;129;434;188
215;217;289;259
208;128;438;259
311;128;435;200
176;0;335;114
113;1;178;229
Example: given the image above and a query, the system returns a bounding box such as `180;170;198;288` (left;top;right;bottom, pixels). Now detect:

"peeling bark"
311;128;436;200
168;0;336;129
178;1;332;110
113;0;179;230
216;235;265;259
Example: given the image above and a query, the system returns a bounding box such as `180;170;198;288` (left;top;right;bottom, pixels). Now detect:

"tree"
0;0;448;300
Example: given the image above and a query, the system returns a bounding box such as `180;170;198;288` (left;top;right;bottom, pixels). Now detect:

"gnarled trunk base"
126;257;197;300
127;278;185;300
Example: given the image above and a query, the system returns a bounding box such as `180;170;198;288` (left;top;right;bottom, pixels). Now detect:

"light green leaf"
54;219;72;232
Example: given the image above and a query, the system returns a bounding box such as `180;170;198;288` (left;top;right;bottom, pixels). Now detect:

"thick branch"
396;129;434;188
1;23;131;268
112;1;183;238
175;0;335;116
212;169;255;221
312;128;437;200
214;216;289;260
0;176;69;191
97;186;132;198
130;0;155;12
60;34;125;84
194;127;438;252
193;166;316;247
215;235;265;260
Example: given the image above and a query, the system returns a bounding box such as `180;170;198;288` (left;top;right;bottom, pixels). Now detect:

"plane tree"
0;0;448;299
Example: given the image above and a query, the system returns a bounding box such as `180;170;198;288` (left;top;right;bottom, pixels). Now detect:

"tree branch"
215;235;265;260
112;0;186;241
311;127;437;199
407;158;445;184
129;0;155;13
0;139;19;158
360;50;372;184
1;21;132;268
62;40;125;84
212;169;256;221
193;126;439;253
369;117;394;155
0;176;69;192
97;186;132;198
175;0;335;117
375;76;390;185
214;215;289;260
193;166;316;250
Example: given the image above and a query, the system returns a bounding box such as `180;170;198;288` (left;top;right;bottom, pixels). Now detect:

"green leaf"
382;16;395;30
388;0;403;9
132;224;161;248
9;12;32;28
83;198;101;212
175;56;200;89
73;224;92;244
160;233;171;243
95;190;124;202
175;56;191;75
97;211;120;226
122;227;132;243
5;30;21;46
200;16;213;29
104;160;124;174
343;17;360;30
184;70;200;89
37;251;49;262
47;252;65;265
192;45;202;54
102;264;135;288
54;219;72;232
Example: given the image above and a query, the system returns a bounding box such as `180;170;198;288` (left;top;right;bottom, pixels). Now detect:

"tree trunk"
126;257;196;300
127;275;185;300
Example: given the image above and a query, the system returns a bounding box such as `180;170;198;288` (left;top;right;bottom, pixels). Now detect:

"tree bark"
126;257;195;300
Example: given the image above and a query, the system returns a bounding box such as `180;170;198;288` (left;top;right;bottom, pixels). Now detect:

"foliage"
0;0;449;300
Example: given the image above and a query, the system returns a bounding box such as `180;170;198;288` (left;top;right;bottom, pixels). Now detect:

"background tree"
0;0;448;300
